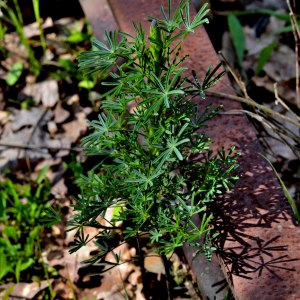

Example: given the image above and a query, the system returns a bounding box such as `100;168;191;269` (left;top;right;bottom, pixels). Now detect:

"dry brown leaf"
0;111;9;125
48;121;58;134
61;112;89;143
0;126;61;170
2;33;28;60
23;17;54;39
19;78;59;107
0;280;53;300
252;76;297;104
51;178;68;198
53;279;78;300
263;44;296;82
144;253;165;274
128;266;142;286
54;101;71;124
40;49;55;65
45;33;67;55
49;246;98;283
65;94;80;106
54;17;85;34
5;107;52;131
135;283;146;300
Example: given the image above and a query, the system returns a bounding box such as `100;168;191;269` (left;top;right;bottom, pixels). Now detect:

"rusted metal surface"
78;0;118;46
80;1;300;299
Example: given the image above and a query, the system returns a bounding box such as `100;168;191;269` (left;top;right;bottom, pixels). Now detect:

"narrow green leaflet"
255;40;277;76
228;14;245;67
6;62;23;86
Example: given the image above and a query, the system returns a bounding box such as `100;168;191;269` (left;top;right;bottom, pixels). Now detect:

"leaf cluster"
43;0;241;274
0;166;52;283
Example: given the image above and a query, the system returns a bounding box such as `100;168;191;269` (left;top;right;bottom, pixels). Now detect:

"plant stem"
161;253;172;300
12;0;23;25
136;232;149;300
36;236;55;299
205;90;300;129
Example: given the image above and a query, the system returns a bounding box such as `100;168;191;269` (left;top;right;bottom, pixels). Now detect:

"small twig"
287;0;300;38
286;0;300;108
205;90;300;129
219;51;250;100
0;143;83;152
274;83;300;122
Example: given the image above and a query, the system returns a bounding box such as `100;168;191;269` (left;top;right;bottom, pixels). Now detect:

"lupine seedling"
43;1;241;299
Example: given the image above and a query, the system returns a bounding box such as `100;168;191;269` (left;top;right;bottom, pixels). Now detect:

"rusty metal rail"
79;1;300;299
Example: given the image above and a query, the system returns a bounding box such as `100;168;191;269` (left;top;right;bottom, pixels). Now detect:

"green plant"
32;0;46;54
44;1;241;298
1;284;15;300
0;0;40;76
0;165;51;283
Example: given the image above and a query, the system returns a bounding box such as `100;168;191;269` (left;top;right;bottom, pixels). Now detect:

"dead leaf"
54;101;71;123
54;17;85;34
144;252;165;274
49;246;98;283
128;266;142;286
0;126;60;171
45;33;67;55
5;107;52;131
262;44;296;82
19;78;59;107
51;178;68;198
135;283;146;300
252;76;297;104
65;94;80;106
0;280;53;300
61;112;89;143
23;17;54;39
48;121;58;134
2;33;28;60
40;49;55;65
53;279;78;300
0;111;9;125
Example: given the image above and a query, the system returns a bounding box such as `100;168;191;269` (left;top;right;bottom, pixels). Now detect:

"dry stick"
274;83;300;122
205;90;300;129
161;253;172;300
287;0;300;38
136;232;149;300
218;51;250;100
286;0;300;108
290;13;300;108
0;142;83;152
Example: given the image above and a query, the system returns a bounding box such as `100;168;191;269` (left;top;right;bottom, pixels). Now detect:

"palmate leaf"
41;0;244;277
187;64;226;99
42;206;62;227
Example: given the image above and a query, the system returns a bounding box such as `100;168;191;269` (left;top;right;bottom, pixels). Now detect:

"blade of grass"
224;285;231;300
255;41;277;76
66;264;76;300
37;236;55;298
227;14;245;68
118;269;131;300
32;0;46;54
12;0;23;25
0;1;40;76
2;284;15;300
259;153;300;224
